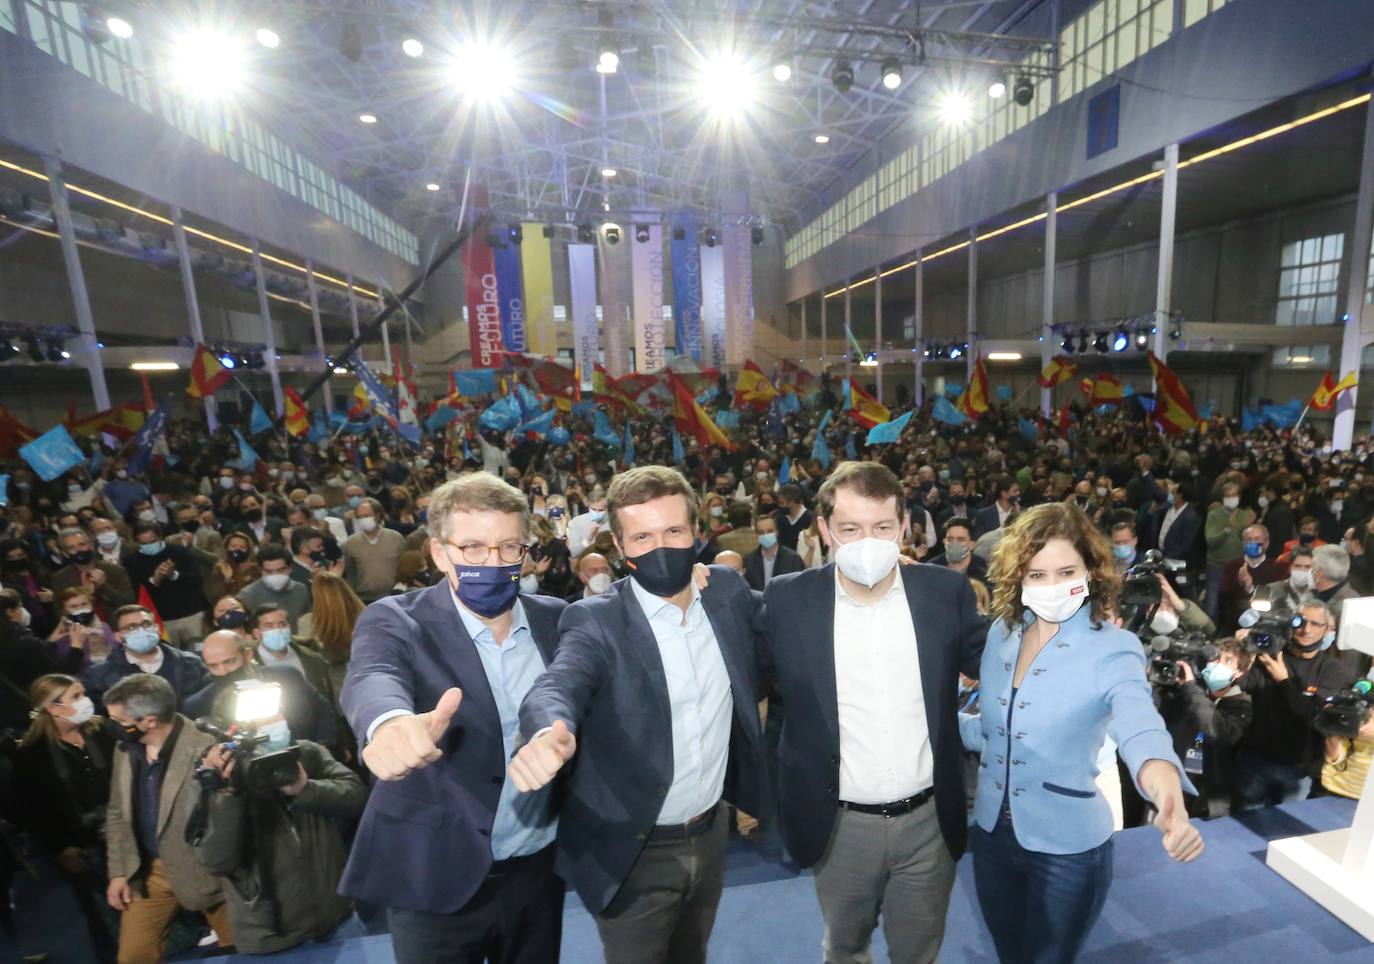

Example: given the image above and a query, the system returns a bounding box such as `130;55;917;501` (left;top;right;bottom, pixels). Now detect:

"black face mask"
66;550;94;566
68;610;96;626
1299;533;1316;546
715;486;731;496
309;549;330;565
180;520;200;534
216;609;249;629
227;548;250;564
106;719;144;746
624;544;697;597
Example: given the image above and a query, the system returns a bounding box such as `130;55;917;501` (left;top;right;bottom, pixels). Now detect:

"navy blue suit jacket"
762;563;986;868
970;504;1003;539
1158;502;1201;560
518;566;768;913
338;585;566;914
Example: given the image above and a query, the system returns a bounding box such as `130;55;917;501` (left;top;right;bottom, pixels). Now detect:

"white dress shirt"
762;549;777;585
630;577;733;824
832;569;932;805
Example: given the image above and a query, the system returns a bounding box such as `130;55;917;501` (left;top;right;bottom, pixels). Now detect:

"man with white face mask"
762;461;987;964
571;552;613;601
1259;546;1315;613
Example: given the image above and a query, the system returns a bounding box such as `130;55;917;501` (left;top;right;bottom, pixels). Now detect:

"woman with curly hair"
961;502;1202;963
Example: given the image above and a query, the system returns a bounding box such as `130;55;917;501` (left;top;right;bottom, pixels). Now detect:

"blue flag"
250;400;273;435
513;383;542;421
811;433;831;470
866;410;913;445
672;431;685;464
571;400;597;418
767;402;787;440
932;396;967;426
1197;401;1215;421
778;456;791;485
126;399;171;477
426;405;462;435
308;413;329;444
350;353;420;445
479;396;521;433
87;445;103;475
944;382;964;398
517;409;555;437
1018;417;1040;441
0;474;8;507
845;432;857;460
779;391;802;415
696;388;715;406
715;410;740;430
547;426;571;447
454;370;497;397
623;422;635;467
593;410;620;447
995;385;1014;403
227;429;260;471
817;409;833;434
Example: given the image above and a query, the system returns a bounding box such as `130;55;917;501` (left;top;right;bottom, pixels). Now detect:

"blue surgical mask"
259;719;292;752
347;496;362;510
938;470;951;483
451;562;522;618
1112;544;1135;561
588;509;606;523
138;541;164;556
758;532;778;549
1322;630;1337;651
1201;662;1235;693
122;628;160;654
1243;541;1264;560
312;508;328;520
260;628;292;652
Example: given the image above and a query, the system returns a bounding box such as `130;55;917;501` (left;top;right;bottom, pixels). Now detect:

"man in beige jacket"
104;673;233;961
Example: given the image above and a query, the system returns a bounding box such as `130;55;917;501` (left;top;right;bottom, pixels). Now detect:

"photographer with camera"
103;673;233;960
1318;679;1374;800
1154;638;1255;819
1234;599;1359;810
189;684;367;953
1119;551;1214;638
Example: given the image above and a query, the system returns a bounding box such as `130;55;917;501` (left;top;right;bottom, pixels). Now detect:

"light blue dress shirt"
453;592;558;860
630;577;733;825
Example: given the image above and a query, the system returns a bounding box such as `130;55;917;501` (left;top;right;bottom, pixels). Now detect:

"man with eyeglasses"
340;474;568;964
81;604;208;715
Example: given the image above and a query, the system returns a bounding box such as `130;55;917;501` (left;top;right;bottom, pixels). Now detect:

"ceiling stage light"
168;29;245;101
255;28;280;49
597;49;619;74
1134;330;1149;349
634;224;651;243
601;167;617;178
937;91;973;127
699;54;754;115
402;38;424;58
1013;75;1035;106
1077;331;1089;353
881;59;902;90
450;43;516;100
1061;332;1075;353
604;225;621;245
988;79;1006;99
425;182;440;192
1111;327;1129;352
772;61;792;82
359;112;378;124
1093;331;1109;353
831;59;854;94
813;133;830;144
106;17;133;40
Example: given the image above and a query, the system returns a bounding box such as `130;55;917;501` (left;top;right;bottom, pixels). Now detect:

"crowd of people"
0;377;1371;962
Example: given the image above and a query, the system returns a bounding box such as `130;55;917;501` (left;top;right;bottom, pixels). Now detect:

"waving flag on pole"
1036;355;1079;389
1308;371;1358;411
778;455;792;485
848;382;891;428
395;359;419;429
1088;373;1125;406
734;360;779;410
1147;351;1200;434
866;410;913;445
249;399;273;435
227;429;260;471
126;397;171;476
19;425;86;482
187;344;232;398
669;372;733;451
283;388;309;437
672;431;685;464
351;352;420;445
593;410;620;447
959;355;990;419
811;432;831;469
932;396;967;427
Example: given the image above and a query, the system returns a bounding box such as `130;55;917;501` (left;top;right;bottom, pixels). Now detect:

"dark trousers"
1233;749;1313;811
971;811;1113;964
595;802;727;964
387;845;564;964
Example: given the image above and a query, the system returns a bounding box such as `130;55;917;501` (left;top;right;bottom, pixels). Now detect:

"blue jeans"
1233;749;1313;812
971;811;1113;964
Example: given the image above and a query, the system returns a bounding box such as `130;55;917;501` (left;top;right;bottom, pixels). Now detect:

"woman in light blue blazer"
961;503;1202;963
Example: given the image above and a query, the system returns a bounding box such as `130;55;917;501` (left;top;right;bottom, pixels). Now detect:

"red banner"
462;232;505;368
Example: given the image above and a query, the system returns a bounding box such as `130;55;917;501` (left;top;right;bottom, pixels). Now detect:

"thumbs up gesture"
508;720;578;792
1153;787;1204;862
361;687;463;782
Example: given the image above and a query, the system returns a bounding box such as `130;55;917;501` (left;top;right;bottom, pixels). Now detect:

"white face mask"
1021;576;1090;624
1222;496;1240;510
1150;607;1180;636
519;574;540;594
64;696;95;726
1290;569;1314;591
357;517;378;533
95;530;119;548
263;572;291;592
833;535;901;588
1257;496;1270;509
586;572;612;595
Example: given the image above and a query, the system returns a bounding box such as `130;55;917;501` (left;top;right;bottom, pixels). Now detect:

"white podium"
1266;596;1374;940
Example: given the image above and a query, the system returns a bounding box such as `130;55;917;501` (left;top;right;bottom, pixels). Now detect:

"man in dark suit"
763;461;985;964
1153;480;1202;562
971;475;1019;539
510;465;768;964
340;475;567;964
744;513;804;592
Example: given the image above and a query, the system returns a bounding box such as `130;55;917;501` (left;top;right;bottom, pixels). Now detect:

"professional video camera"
1314;679;1374;739
1121;550;1188;608
1239;607;1304;655
1146;632;1219;687
193;680;300;794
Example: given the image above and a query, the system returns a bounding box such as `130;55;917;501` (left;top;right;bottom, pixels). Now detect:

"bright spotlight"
358;112;377;124
772;61;792;82
936;91;972;127
168;29;244;101
255;27;280;49
601;167;617;178
450;43;516;100
106;17;133;40
988;79;1006;99
597;49;619;73
402;37;424;58
881;59;902;90
813;133;830;144
699;54;754;115
425;182;440;192
1134;330;1149;349
1111;327;1129;352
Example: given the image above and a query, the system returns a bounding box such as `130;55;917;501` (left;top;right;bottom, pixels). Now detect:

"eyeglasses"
442;539;531;565
120;620;156;632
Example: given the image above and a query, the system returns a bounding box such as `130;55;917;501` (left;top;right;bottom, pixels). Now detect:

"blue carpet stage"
186;797;1374;963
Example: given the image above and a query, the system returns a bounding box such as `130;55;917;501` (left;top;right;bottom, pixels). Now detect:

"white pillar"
377;286;393;370
346;274;361;340
172;207;216;430
843;285;853;382
914;252;925;406
305;262;332;414
1041;193;1058;417
820;292;828;376
250;239;285;416
42;156;110;411
1153;143;1180;373
800;299;807;368
1334;97;1374;450
874;268;884;403
967;227;978;379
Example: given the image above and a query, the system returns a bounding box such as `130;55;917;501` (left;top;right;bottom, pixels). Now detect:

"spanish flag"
848;381;891;429
734;360;779;410
186;344;232;399
0;405;37;458
284;388;309;437
959;355;991;419
1147;351;1200;435
1309;371;1358;411
1088;373;1125;406
1037;355;1079;389
669;372;733;451
67;403;146;441
347;381;369;418
593;364;645;415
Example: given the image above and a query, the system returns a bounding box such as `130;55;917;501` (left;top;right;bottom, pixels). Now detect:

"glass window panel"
1280;241;1300;267
1301;238;1318;263
1323;234;1344;261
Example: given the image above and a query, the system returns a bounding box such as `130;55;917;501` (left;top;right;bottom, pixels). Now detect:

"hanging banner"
632;222;666;373
670;215;703;362
520;222;557;356
462;232;504;368
721;225;754;368
599;226;633;378
699;242;727;371
492;240;526;353
568;243;599;389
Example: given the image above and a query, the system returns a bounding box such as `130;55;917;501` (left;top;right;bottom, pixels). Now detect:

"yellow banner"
521;222;557;357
